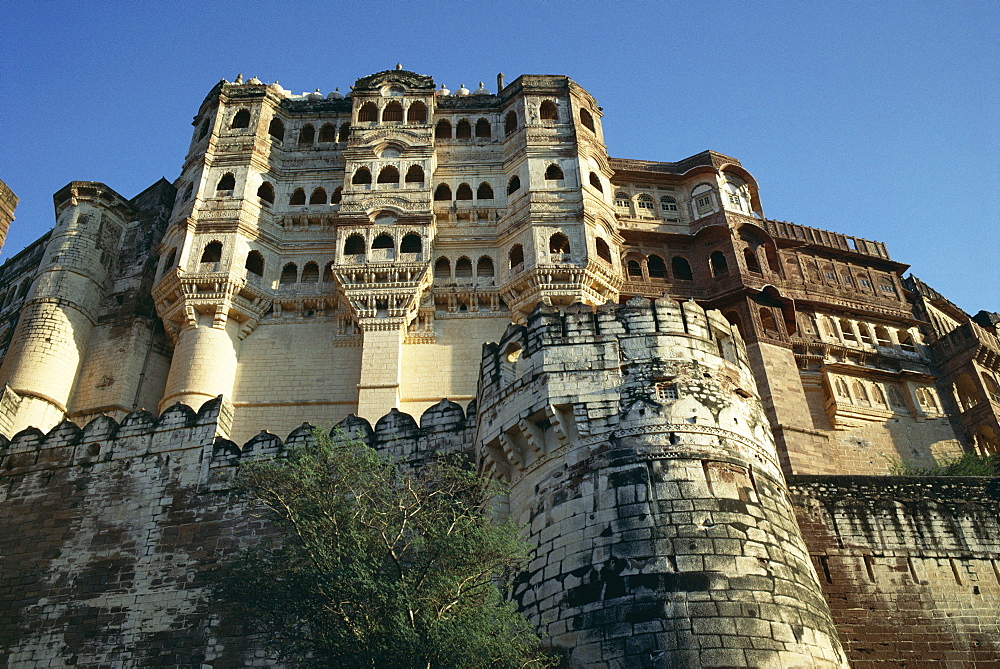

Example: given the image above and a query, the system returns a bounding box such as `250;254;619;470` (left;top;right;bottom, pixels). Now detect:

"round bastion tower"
475;297;847;668
0;183;134;434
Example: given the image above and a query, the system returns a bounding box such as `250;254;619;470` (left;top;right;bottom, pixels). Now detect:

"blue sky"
1;1;996;313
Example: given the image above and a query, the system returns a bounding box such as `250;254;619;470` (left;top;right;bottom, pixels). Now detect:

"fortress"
0;67;997;666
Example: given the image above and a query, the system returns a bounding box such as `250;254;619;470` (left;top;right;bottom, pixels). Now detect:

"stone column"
159;308;241;415
356;319;405;422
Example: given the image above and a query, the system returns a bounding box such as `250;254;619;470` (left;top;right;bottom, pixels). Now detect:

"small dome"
456;83;470;96
473;81;490;95
307;88;323;100
247;76;262;85
327;87;344;100
437;83;451;96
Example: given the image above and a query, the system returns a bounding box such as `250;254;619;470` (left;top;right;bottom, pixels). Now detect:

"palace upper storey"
0;66;997;475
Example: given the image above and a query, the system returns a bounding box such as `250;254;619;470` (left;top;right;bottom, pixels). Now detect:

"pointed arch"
456;183;473;200
268;117;284;141
435;119;452;139
407;101;427;123
358;102;378;122
216;173;235;194
257;181;275;205
338;123;350;142
290;188;306;206
377;165;400;184
475;118;491;138
456;119;472;138
404;165;424;184
231;109;251;129
382;101;403;122
539;100;558;121
477;182;494;200
280;263;298;285
353;167;372;185
318;123;337;142
309;188;327;204
544;164;564;180
434;183;452;201
298;124;315;146
302;261;320;283
245;250;264;276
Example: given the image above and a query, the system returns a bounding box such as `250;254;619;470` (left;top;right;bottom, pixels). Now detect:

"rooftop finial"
497;72;505;91
396;62;403;70
235;73;243;84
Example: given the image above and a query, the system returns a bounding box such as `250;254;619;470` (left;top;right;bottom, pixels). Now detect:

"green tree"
217;431;555;668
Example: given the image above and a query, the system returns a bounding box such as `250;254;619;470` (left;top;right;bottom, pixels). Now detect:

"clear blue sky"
1;1;997;313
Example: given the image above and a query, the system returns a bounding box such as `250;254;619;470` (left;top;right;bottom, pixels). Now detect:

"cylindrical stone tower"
476;297;847;668
0;183;132;434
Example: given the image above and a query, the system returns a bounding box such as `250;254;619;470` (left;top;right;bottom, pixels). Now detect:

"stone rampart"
0;396;470;667
790;475;1000;666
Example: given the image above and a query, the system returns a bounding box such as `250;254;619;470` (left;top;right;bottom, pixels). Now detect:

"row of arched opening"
290;187;343;206
787;257;898;297
351;165;425;186
624;254;695;282
434;182;494;201
433;255;496;282
435;118;492;140
343;232;423;260
0;277;31;310
294;122;351;145
357;100;428;124
831;376;912;411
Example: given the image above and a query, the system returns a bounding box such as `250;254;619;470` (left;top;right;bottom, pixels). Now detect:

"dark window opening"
477;256;494;278
648;255;667;279
710;251;729;276
456;119;472;138
201;241;223;263
298;124;315;146
280;263;297;285
434;183;452;201
216;173;236;193
435;119;452;139
257;181;275;205
589;172;603;192
435;257;451;278
504;111;517;136
358;102;378;122
580;108;595;132
377;166;400;184
268;118;284;141
231;109;251;129
475;118;491;138
338;123;350;142
540;100;558;121
345;235;365;256
309;188;327;204
477;182;494;199
456;183;473;200
330;187;342;204
507;175;521;195
671;256;693;281
545;164;564;180
405;165;424;183
245;251;264;276
400;233;421;254
382;101;403;123
372;234;394;250
290;188;306;205
302;262;319;283
353;168;372;185
407;102;428;123
595;238;612;263
319;123;336;142
509;244;524;268
549;233;570;254
198;118;211;139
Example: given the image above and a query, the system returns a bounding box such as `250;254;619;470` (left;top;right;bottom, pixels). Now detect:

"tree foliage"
216;431;555;668
888;452;1000;476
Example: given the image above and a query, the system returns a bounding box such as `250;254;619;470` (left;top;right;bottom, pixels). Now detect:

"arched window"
290;188;306;205
302;261;319;283
164;248;177;270
353;167;372;185
983;374;1000;403
400;233;421;254
589;173;603;192
710;251;729;276
231;109;251;129
338;123;350;142
257;181;275;205
544;164;564;180
955;373;979;410
216;173;236;194
435;119;452;139
627;259;643;278
245;251;264;276
435;257;451;278
539;100;558;121
637;194;655;212
298;124;315;146
344;234;365;256
382;101;403;122
872;385;887;406
744;248;762;274
874;326;892;346
372;234;394;251
724;310;744;337
456;119;472;138
692;185;714;215
660;196;677;213
898;330;917;352
477;256;494;279
580;108;595;132
853;381;870;406
407;101;427;123
595;238;612;263
377;166;400;184
504;111;517;136
309;188;327;204
198;118;211;139
509;244;524;269
183;183;193;201
549;233;570;254
318;123;336;142
764;244;781;274
280;263;298;285
671;256;693;281
405;165;424;183
507;175;521;195
835;378;850;399
759;308;778;335
647;255;667;279
330;187;342;204
268;118;284;141
358;102;378;122
477;182;494;200
475;118;491;138
323;262;334;282
434;183;452;201
615;191;630;209
456;183;473;200
201;241;223;263
455;256;473;278
857;273;873;290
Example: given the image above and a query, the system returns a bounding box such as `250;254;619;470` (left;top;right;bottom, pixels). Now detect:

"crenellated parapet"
475;297;848;667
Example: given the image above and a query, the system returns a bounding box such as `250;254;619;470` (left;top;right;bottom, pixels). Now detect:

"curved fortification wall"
476;298;848;667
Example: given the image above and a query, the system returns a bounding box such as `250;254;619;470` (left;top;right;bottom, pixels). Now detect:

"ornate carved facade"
0;68;998;666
